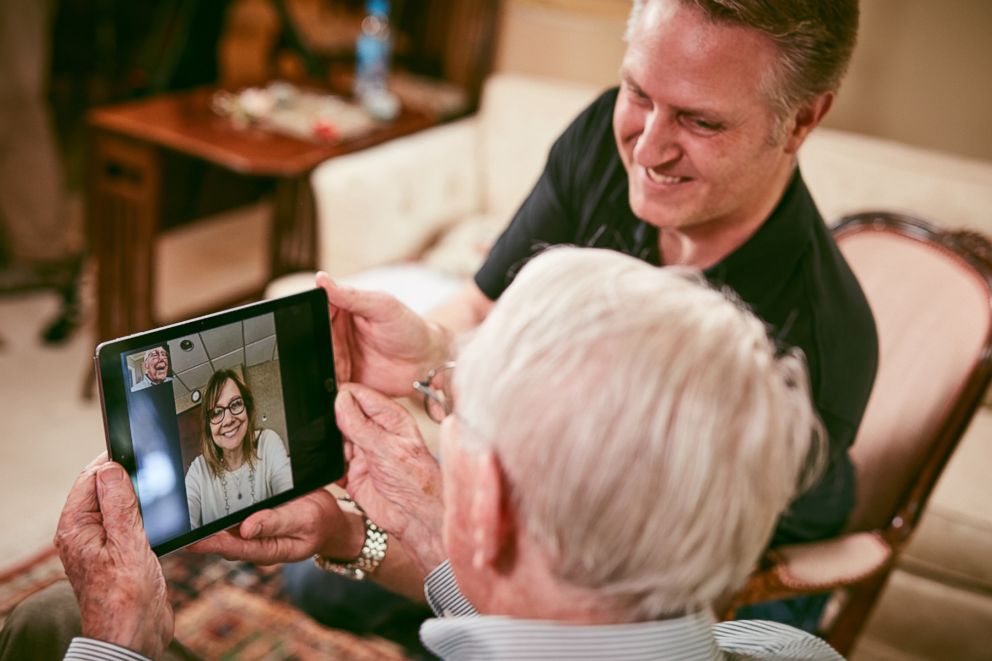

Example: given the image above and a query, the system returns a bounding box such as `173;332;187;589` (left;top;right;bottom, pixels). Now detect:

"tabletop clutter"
211;82;381;144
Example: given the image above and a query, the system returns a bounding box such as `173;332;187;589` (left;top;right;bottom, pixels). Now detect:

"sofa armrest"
311;118;481;277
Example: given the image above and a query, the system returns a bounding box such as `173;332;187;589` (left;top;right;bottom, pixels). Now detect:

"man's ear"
469;451;516;572
784;91;834;154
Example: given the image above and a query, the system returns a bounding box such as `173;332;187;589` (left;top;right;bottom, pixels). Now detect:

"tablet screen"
95;288;343;555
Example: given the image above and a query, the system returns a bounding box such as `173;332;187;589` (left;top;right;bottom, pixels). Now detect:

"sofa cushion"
420;212;509;279
476;73;601;220
899;409;992;591
801;128;992;235
311;118;480;278
854;568;992;661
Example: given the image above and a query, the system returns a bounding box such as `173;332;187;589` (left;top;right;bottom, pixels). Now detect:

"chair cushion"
773;532;892;590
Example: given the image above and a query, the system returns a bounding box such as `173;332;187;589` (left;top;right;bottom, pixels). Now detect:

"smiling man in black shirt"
477;86;877;550
262;0;876;633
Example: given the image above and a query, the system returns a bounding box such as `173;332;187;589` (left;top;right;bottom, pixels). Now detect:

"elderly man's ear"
468;451;517;573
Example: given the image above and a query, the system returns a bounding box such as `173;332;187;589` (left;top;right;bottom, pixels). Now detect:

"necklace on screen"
220;462;256;515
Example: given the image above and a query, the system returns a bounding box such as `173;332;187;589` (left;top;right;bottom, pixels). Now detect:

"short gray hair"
455;247;824;618
626;0;859;119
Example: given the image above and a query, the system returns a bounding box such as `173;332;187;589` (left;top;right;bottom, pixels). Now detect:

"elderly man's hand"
188;489;365;565
335;383;446;574
318;272;451;398
54;454;173;658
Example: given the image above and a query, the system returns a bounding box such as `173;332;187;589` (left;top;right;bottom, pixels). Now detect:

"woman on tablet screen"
185;369;293;527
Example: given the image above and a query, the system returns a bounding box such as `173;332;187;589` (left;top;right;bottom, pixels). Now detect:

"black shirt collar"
703;167;815;308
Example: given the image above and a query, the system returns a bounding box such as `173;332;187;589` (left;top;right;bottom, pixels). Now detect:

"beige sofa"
270;73;992;660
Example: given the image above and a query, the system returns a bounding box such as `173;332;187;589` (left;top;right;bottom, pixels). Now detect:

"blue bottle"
355;0;399;119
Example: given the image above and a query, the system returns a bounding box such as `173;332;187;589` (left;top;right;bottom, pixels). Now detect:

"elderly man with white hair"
3;248;841;660
131;346;172;391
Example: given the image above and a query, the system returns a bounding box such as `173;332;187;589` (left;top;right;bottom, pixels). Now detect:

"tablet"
94;288;344;556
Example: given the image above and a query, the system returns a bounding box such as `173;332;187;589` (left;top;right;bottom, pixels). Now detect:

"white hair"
454;247;824;619
624;0;648;43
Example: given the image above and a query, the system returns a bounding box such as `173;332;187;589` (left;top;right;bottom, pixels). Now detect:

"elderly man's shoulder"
713;620;844;660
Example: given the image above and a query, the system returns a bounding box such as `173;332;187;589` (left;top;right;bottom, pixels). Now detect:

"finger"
238;508;292;539
341;383;421;438
192;527;299;564
187;530;254;559
58;459;104;526
85;451;110;469
330;311;354;385
344;445;369;488
335;391;423;475
95;463;143;542
335;389;389;450
319;276;397;320
240;489;336;539
320;273;356;384
317;272;345;323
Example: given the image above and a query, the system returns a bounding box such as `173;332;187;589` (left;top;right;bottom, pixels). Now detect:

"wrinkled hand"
318;272;451;397
335;383;446;573
188;489;364;564
54;454;173;659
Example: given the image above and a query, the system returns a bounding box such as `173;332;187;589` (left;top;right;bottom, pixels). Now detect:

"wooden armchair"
729;212;992;654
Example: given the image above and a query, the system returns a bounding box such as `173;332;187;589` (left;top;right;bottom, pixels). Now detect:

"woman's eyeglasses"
413;362;455;423
209;397;245;424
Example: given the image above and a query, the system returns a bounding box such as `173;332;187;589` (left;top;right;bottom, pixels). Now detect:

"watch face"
314;555;366;581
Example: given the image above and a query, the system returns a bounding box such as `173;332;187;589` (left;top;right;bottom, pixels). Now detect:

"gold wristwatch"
313;500;388;581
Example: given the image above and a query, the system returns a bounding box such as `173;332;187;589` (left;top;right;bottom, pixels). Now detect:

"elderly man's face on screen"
142;347;170;384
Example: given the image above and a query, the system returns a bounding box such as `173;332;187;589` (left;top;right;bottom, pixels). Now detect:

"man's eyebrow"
619;69;644;94
620;68;731;122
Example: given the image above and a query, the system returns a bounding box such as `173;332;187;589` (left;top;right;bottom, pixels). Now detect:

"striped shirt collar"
420;609;724;661
421;561;843;661
423;560;722;660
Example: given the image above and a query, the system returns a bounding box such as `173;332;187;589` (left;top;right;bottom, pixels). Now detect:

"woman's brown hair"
200;369;258;478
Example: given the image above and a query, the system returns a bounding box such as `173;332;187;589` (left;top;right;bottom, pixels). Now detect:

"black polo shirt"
475;88;878;546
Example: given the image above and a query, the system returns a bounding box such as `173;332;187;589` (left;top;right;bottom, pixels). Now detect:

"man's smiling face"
613;0;795;237
143;347;170;384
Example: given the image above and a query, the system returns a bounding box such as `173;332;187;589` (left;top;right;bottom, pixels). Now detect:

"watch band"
313;507;388;581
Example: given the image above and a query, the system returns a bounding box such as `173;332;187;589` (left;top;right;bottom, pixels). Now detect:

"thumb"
239;507;295;539
95;463;143;540
344;383;421;438
335;388;381;450
240;489;333;539
318;273;400;321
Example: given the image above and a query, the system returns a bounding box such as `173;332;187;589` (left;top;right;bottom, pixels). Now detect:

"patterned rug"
0;548;410;660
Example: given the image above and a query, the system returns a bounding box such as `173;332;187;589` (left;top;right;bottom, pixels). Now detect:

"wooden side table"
87;87;436;344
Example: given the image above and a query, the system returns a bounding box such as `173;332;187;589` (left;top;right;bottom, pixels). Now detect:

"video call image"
122;312;295;545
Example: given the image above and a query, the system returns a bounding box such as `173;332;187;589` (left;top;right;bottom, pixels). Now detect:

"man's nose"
633;109;681;167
